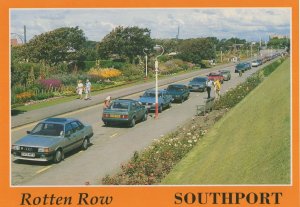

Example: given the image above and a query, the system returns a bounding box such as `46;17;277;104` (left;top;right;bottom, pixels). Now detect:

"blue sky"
10;8;290;43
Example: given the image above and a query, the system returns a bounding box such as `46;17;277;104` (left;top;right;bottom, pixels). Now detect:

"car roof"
114;99;136;103
43;117;77;124
167;84;186;87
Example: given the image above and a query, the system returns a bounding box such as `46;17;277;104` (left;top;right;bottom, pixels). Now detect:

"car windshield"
167;85;183;91
142;92;162;97
110;102;129;110
192;78;206;82
31;123;64;136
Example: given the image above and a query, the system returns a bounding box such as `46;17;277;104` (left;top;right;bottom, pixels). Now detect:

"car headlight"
12;145;20;150
38;148;50;153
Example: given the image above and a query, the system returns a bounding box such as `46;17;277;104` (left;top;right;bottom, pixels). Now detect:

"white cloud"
10;8;290;42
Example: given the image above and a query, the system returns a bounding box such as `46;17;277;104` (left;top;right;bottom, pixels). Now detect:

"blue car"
166;84;190;103
138;89;173;112
102;99;147;127
188;76;208;92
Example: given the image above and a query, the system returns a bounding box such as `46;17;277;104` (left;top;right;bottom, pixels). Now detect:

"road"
11;59;273;186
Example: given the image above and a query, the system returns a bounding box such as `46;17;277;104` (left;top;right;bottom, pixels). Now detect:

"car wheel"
53;149;64;163
130;118;136;127
142;113;147;121
158;105;163;113
82;138;89;150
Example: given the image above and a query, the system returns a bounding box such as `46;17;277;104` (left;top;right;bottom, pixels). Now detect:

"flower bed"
101;58;286;185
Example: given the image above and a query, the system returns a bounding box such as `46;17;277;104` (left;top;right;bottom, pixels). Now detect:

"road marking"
36;166;52;174
110;133;119;138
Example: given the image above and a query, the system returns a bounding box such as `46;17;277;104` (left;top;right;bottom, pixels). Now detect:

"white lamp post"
143;48;148;78
153;45;164;119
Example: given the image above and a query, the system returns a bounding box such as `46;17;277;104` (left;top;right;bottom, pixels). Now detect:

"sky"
10;8;290;43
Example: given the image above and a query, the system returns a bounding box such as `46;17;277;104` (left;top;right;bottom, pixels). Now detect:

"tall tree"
21;27;86;66
177;38;215;64
97;26;154;63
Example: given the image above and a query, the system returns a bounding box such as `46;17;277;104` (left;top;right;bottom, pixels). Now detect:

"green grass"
162;59;290;184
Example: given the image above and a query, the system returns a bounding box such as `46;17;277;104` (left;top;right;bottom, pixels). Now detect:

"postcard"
1;0;299;206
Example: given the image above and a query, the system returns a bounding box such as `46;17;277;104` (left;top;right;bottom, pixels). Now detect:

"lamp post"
143;48;148;78
153;45;164;119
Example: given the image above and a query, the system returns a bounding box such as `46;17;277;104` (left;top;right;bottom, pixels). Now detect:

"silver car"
11;118;93;163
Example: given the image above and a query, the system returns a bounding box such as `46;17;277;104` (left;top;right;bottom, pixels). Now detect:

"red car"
207;72;224;83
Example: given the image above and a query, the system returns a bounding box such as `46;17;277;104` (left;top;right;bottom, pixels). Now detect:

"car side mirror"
60;131;64;137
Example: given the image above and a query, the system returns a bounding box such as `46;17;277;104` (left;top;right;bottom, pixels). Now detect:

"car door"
69;121;84;150
63;123;77;153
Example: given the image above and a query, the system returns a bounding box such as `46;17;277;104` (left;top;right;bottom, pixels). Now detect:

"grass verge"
162;59;290;184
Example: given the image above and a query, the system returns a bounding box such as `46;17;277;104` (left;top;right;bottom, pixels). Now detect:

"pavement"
11;63;236;128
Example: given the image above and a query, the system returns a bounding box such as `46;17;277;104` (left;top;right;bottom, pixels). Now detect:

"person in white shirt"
84;79;92;100
206;79;213;99
77;80;84;99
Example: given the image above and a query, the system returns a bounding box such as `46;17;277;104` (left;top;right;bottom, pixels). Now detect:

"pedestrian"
206;79;213;99
77;80;84;99
84;79;92;100
103;96;111;109
214;79;221;99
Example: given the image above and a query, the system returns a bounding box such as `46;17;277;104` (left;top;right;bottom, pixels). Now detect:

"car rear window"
111;102;129;110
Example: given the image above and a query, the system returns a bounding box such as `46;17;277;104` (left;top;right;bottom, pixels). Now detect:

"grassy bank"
162;59;290;184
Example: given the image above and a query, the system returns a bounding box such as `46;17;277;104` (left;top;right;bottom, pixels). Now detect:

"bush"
39;79;62;90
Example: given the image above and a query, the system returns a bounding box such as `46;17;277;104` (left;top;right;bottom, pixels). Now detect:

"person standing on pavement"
214;79;221;99
84;79;92;100
103;96;111;109
77;80;84;99
206;79;213;99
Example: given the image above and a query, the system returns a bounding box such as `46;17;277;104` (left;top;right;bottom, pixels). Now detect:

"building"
269;34;289;40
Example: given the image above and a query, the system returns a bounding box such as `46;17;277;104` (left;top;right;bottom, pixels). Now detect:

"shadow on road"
11;109;27;116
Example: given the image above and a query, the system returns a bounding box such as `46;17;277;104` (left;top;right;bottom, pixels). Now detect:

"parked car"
188;76;208;92
251;59;262;67
102;99;147;127
218;70;231;81
166;84;190;103
11;118;94;163
138;89;173;112
235;62;248;73
207;72;224;83
244;62;252;70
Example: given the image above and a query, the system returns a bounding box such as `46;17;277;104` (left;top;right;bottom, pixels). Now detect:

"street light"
153;44;164;119
143;48;148;78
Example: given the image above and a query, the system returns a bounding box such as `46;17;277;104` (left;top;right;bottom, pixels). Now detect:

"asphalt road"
11;60;272;186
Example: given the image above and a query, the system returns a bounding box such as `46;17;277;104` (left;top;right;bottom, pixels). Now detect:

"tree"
97;26;154;63
20;27;86;66
267;37;290;52
177;38;216;64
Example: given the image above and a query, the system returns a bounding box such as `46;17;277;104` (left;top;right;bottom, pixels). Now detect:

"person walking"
84;79;92;100
77;80;84;99
206;79;213;99
103;96;111;109
214;79;221;99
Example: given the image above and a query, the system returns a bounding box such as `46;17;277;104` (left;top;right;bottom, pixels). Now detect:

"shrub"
87;68;122;80
39;79;62;90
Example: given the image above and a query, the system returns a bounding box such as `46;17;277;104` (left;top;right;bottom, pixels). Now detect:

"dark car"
188;76;208;92
138;89;173;112
11;118;94;163
102;99;147;127
166;84;190;103
235;62;247;73
219;70;231;81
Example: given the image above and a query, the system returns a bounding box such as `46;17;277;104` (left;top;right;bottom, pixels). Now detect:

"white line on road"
110;133;119;138
36;166;52;174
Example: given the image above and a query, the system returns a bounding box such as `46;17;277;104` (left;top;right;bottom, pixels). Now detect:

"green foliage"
268;37;290;52
263;58;285;76
177;38;216;64
18;27;86;66
97;26;154;63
